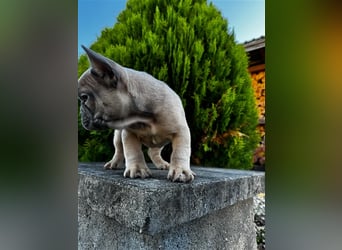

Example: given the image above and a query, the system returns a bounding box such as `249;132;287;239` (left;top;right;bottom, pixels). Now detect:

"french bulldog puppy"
78;46;195;182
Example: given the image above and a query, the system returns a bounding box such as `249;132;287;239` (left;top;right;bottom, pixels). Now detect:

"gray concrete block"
78;163;264;249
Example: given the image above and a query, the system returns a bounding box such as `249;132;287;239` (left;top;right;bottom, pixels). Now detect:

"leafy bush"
78;0;259;169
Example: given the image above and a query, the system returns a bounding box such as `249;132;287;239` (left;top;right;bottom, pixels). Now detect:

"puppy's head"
78;46;131;130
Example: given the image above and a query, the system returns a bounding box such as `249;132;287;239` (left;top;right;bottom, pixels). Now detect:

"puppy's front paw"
124;163;152;179
167;166;195;183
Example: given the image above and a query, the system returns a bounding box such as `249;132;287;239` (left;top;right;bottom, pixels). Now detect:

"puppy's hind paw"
104;157;123;170
155;162;170;170
124;163;152;179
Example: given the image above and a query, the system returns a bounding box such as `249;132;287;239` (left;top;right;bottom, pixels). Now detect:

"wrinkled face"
78;69;131;130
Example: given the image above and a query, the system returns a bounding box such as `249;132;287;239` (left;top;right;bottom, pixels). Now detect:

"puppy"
78;46;195;182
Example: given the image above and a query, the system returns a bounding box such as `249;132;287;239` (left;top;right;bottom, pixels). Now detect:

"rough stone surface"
254;193;266;249
78;163;265;249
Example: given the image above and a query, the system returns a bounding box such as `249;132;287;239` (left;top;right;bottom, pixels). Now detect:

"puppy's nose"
79;93;89;102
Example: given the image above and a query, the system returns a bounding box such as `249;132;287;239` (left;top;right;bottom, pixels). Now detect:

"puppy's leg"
167;128;195;182
122;129;152;178
104;130;124;169
148;147;169;170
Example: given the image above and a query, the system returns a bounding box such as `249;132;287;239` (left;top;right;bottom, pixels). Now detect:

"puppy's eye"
90;68;101;78
79;93;89;102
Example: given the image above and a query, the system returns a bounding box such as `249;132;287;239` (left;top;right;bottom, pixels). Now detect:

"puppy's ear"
82;45;121;87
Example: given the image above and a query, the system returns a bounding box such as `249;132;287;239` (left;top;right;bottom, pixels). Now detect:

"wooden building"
243;36;265;169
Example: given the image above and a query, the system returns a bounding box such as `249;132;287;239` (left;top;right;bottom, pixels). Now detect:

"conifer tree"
78;0;259;169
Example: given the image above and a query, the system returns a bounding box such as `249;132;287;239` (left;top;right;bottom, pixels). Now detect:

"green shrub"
78;0;259;169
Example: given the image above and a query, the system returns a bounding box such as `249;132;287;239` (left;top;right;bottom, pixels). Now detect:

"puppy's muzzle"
79;99;107;130
79;93;89;103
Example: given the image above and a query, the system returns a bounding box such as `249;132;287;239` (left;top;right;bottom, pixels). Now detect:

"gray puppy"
78;46;195;182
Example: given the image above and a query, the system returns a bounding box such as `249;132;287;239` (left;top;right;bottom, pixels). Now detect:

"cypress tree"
78;0;259;169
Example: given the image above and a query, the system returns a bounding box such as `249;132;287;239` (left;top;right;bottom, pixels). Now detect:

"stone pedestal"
78;163;264;250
